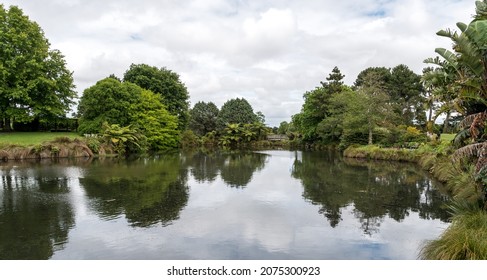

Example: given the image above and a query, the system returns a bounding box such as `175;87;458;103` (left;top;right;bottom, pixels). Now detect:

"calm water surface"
0;150;450;260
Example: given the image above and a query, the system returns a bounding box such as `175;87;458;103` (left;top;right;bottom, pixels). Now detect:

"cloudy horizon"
1;0;477;126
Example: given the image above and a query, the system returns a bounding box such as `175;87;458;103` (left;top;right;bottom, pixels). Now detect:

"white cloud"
1;0;477;126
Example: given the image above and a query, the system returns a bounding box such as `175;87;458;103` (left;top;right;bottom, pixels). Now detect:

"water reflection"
79;155;189;227
183;150;268;188
0;150;450;260
292;151;450;232
0;163;75;259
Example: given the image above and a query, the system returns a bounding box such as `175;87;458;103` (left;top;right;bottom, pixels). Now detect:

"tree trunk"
368;126;373;145
428;102;433;123
3;118;12;132
443;111;451;133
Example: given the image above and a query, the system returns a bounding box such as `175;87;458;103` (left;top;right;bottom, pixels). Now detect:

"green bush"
180;130;200;148
101;123;145;155
85;137;101;154
201;131;219;147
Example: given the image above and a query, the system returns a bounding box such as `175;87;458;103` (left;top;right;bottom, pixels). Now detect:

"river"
0;150;450;259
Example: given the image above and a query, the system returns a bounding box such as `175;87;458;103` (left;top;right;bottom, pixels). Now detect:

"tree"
188;101;219;136
216;98;258;130
0;5;76;131
277;121;289;134
344;71;396;145
322;66;345;93
316;87;354;143
78;78;138;134
293;67;347;142
130;89;179;150
354;66;425;127
389;65;426;126
293;87;331;141
354;67;391;89
422;59;458;133
123;63;190;130
78;78;179;150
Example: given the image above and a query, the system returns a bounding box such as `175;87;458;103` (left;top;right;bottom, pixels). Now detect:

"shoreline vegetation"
343;142;487;259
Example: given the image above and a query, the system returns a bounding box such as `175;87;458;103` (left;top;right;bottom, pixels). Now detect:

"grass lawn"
0;132;81;147
440;133;456;142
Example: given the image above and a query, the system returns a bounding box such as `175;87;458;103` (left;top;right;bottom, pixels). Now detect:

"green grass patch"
343;145;420;162
0;132;80;147
440;133;455;142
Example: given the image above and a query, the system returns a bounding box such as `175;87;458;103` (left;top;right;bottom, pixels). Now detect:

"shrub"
101;122;145;155
180;130;200;148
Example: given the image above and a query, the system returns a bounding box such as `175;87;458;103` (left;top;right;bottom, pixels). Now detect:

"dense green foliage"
101;123;143;155
423;0;487;203
130;89;179;150
0;5;76;131
292;65;425;148
123;63;190;130
292;67;348;142
78;78;179;151
78;78;138;133
219;122;270;147
216;98;259;130
189;101;219;136
389;65;426;126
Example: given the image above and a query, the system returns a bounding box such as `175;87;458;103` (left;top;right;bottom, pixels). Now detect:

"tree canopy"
292;67;348;142
123;63;190;130
78;78;178;150
0;5;76;130
216;98;259;130
189;101;219;136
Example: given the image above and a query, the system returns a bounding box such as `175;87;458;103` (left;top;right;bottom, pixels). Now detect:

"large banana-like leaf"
452;142;486;162
457;22;468;32
436;28;458;39
435;48;459;69
423;57;446;67
465;20;487;50
458;112;487;129
476;0;487;20
453;128;471;148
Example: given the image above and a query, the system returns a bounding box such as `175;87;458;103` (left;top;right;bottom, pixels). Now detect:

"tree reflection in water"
79;154;189;228
0;163;75;259
291;150;451;232
183;150;268;188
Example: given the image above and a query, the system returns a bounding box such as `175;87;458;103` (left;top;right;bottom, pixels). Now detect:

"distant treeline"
1;118;78;132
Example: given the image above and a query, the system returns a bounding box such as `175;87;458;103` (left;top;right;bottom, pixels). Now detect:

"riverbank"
0;137;95;161
343;143;487;259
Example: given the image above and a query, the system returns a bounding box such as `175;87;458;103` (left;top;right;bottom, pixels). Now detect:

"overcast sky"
2;0;477;126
